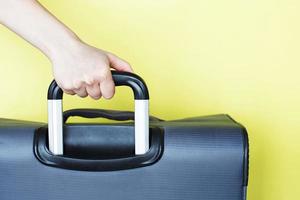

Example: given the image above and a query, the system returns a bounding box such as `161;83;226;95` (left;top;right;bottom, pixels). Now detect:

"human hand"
0;0;132;100
50;40;133;100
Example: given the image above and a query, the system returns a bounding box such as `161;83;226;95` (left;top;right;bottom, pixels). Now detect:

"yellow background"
0;0;299;199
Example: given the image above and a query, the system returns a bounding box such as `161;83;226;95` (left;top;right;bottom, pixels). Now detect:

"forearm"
0;0;79;59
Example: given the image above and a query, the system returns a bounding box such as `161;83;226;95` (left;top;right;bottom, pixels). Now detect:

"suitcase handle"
47;71;150;155
63;109;163;123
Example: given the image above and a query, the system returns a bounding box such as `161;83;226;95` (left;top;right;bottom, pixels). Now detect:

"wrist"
43;30;81;62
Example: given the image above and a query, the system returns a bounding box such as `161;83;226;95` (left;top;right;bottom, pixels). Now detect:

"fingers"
63;89;75;95
59;72;114;99
63;84;100;99
73;86;88;98
93;69;114;99
86;83;101;100
106;52;133;72
73;77;113;100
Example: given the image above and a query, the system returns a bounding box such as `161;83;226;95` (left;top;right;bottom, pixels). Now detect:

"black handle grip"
63;109;163;123
48;71;149;100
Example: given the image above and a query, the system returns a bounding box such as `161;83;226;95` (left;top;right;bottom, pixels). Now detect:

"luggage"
0;72;249;200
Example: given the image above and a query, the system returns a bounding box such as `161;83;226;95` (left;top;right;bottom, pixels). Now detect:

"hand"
51;40;133;100
0;0;133;100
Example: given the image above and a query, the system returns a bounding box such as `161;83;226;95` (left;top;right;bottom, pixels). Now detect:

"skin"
0;0;133;99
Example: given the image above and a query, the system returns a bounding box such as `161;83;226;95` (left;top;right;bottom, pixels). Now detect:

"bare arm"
0;0;132;99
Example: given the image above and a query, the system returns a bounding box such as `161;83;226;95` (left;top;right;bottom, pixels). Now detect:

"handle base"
34;126;164;171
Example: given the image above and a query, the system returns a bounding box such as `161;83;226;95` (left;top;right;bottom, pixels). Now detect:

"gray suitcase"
0;72;249;200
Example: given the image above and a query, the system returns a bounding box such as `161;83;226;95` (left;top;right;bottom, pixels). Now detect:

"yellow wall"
0;0;299;199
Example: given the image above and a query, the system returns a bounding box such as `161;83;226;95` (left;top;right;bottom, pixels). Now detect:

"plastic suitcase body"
0;72;249;200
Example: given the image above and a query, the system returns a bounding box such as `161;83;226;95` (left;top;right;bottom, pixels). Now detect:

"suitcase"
0;72;249;200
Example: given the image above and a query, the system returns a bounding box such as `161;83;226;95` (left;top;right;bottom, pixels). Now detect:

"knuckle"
88;89;100;98
91;94;101;100
62;89;70;93
98;70;111;82
94;90;101;97
85;75;96;85
77;93;88;98
73;80;83;90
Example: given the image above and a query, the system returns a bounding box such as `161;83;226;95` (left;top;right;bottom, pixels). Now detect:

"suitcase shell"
0;114;249;200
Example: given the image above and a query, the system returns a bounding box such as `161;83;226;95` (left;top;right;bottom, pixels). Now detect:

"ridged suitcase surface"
0;114;249;200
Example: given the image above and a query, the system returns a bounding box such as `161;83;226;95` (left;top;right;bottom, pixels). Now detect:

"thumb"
106;52;133;72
